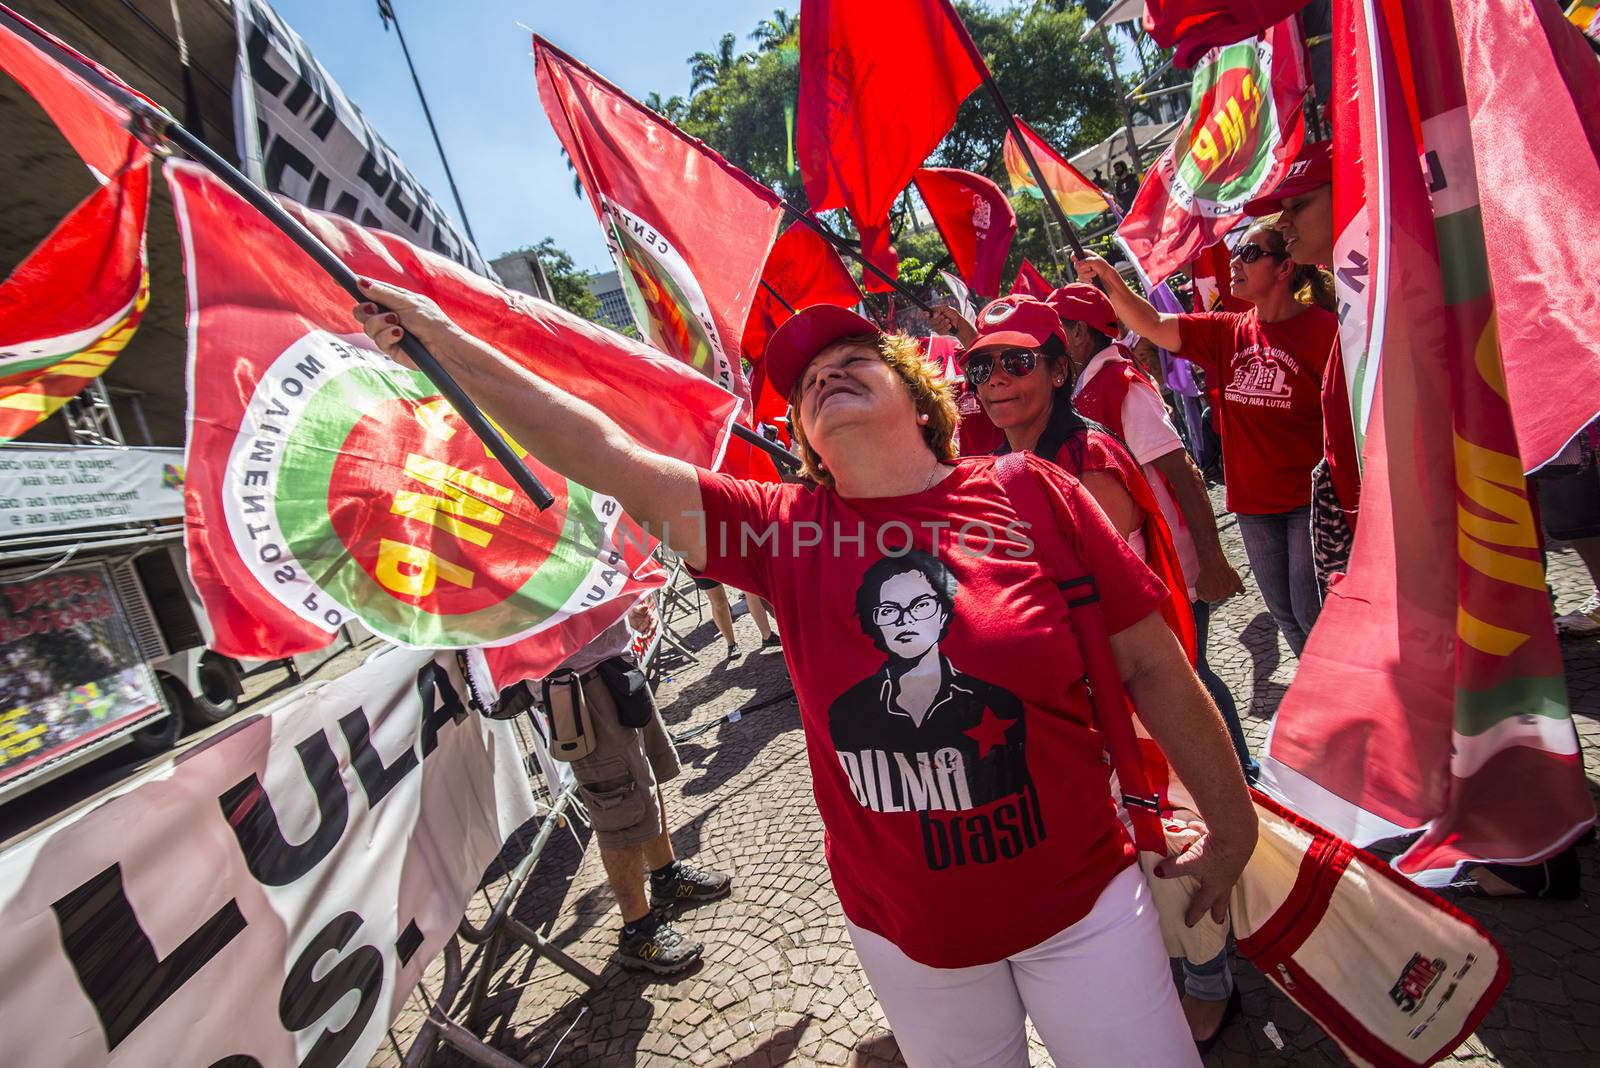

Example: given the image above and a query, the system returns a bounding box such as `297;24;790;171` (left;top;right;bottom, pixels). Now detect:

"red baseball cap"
1245;139;1332;215
762;304;881;398
963;296;1066;360
1046;284;1120;337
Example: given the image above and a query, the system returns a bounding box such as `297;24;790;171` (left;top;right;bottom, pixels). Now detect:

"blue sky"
271;0;786;273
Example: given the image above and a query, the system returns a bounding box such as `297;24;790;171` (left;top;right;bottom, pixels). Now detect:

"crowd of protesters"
349;133;1593;1063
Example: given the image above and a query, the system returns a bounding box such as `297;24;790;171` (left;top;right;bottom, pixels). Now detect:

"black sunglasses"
965;348;1038;387
1233;242;1285;264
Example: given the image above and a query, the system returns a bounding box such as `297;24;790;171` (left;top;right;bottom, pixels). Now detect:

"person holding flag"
960;295;1247;1050
1077;224;1338;658
349;281;1256;1067
1247;140;1362;592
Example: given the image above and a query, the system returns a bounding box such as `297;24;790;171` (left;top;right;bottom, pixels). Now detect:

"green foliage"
498;238;602;321
689;33;754;96
749;8;799;52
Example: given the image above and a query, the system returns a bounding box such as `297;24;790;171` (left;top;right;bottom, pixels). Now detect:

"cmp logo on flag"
600;197;738;396
222;330;632;648
1172;38;1286;214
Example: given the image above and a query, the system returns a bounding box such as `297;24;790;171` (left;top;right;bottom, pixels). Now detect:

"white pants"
845;866;1202;1068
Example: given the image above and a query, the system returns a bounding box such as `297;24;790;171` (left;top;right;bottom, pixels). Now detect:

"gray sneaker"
650;861;733;909
617;917;702;976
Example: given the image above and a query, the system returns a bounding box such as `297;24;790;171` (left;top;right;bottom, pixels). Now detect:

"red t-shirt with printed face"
692;454;1167;968
1178;306;1338;514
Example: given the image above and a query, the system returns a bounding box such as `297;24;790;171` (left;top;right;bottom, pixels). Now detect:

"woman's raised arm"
354;279;709;570
1074;253;1183;352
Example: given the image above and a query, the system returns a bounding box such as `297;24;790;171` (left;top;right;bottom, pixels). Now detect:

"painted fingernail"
360;303;378;315
390;327;403;339
383;313;398;325
357;277;373;288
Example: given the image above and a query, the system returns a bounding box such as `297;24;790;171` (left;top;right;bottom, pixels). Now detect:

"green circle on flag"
1173;41;1282;204
272;363;606;646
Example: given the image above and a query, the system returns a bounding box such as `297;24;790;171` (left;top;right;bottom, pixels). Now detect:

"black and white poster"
232;0;493;277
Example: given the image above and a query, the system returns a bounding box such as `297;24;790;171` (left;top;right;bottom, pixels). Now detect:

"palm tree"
750;8;799;52
644;91;689;124
688;33;751;96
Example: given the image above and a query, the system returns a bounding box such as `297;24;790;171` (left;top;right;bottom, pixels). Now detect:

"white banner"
0;447;183;536
0;648;535;1067
232;0;493;278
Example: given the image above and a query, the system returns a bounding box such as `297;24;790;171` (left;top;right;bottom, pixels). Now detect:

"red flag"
741;222;861;369
913;167;1018;301
166;160;737;682
0;7;151;441
534;36;783;408
1261;0;1593;883
1117;17;1307;283
858;220;901;295
1187;242;1249;312
1010;259;1053;299
797;0;985;228
1144;1;1313;68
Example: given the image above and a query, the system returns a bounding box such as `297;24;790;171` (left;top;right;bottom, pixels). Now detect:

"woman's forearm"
1111;616;1257;851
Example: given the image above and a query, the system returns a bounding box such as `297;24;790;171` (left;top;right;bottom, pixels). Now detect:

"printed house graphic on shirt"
1227;351;1293;401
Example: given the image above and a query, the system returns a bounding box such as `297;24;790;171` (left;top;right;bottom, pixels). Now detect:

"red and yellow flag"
1002;118;1115;228
0;6;151;441
1262;0;1595;883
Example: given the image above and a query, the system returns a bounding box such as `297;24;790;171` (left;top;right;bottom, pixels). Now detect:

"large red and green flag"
913;167;1017;301
1144;1;1314;67
0;5;150;441
796;0;985;229
533;36;782;410
1261;0;1595;883
1117;17;1308;284
1335;0;1600;469
1001;119;1116;228
166;160;738;682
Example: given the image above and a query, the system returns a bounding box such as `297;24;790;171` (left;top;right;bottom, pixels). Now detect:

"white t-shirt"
1075;348;1200;598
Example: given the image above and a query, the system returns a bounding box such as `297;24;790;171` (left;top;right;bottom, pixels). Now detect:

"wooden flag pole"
0;7;558;511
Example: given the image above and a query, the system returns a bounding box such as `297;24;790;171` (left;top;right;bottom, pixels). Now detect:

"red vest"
1072;346;1160;440
1053;430;1197;667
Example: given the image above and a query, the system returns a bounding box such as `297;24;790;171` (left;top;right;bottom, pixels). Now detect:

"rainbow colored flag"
1002;118;1115;227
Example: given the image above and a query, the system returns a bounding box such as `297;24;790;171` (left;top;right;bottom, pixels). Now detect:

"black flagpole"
781;204;935;313
0;7;557;509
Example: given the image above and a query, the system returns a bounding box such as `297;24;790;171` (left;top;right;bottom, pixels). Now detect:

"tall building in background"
585;270;633;332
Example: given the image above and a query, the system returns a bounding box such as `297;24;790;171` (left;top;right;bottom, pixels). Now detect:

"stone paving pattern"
376;494;1600;1068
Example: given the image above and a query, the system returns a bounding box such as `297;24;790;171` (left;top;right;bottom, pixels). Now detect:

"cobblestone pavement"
377;495;1600;1068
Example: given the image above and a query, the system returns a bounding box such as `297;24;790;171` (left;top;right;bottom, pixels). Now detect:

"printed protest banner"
0;647;534;1065
0;562;165;795
0;447;183;536
232;0;491;276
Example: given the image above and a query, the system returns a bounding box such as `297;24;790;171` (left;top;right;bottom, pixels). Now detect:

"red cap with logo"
1245;139;1333;215
762;304;882;399
963;295;1067;360
1046;283;1120;337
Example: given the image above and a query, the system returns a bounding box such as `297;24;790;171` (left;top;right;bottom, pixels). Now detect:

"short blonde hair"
787;332;958;489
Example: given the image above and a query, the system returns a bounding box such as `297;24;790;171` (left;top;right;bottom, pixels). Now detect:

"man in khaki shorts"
549;595;732;974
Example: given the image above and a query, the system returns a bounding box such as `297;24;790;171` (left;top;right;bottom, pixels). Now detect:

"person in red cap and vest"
351;283;1257;1067
1041;285;1256;775
1078;221;1338;659
960;295;1250;1048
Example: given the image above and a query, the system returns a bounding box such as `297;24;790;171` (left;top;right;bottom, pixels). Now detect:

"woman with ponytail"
1076;222;1339;658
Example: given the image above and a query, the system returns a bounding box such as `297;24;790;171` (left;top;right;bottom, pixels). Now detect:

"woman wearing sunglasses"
962;295;1248;1051
351;283;1256;1068
1078;225;1339;658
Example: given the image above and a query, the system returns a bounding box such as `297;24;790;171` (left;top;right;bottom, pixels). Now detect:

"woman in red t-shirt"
351;285;1256;1068
1078;227;1338;657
